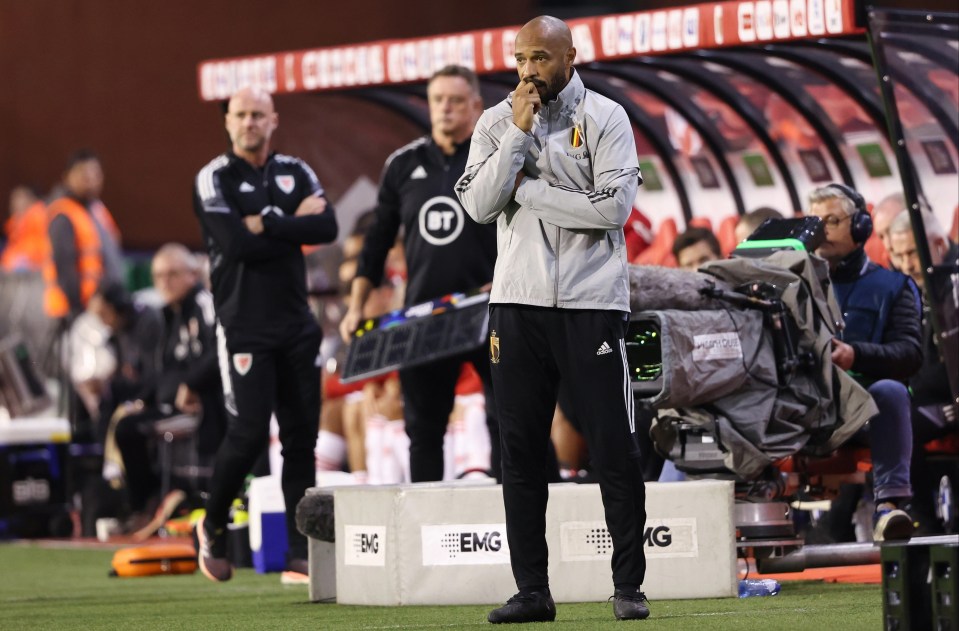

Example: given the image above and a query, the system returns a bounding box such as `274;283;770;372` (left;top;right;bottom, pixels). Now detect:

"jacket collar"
227;149;275;170
508;69;586;118
427;135;471;161
832;246;868;283
548;69;585;118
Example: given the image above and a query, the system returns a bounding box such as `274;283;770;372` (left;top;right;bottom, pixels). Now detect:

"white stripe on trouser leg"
215;322;237;416
618;339;635;434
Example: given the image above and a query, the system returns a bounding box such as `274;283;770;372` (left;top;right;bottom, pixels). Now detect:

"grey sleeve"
48;214;82;315
455;111;532;225
515;106;640;231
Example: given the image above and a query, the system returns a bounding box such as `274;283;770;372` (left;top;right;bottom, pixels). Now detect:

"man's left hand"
830;338;855;371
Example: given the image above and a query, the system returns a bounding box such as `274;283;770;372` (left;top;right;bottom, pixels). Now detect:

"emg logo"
454;531;502;553
344;525;386;566
358;532;379;553
561;518;698;561
422;523;510;566
643;525;672;547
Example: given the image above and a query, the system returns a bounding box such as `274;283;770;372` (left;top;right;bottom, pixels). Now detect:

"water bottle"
738;578;781;598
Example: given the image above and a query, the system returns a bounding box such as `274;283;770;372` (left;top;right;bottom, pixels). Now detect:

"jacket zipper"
543;104;560;307
554;226;560;307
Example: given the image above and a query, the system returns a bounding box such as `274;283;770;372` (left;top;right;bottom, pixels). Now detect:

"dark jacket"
356;136;496;306
831;247;922;382
193;151;338;349
155;284;225;455
910;241;959;406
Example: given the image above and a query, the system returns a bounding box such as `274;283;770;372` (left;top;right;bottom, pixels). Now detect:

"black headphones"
826;183;873;244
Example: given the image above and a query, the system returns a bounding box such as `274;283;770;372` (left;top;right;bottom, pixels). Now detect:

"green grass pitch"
0;542;882;630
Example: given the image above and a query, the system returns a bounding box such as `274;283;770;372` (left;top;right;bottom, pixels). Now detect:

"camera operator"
809;184;922;541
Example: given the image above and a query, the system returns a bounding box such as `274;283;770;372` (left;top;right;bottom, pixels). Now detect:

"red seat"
688;217;713;232
632;218;678;267
864;231;890;269
717;215;739;257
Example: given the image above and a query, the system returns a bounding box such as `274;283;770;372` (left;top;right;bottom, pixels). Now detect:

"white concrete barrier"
326;480;736;605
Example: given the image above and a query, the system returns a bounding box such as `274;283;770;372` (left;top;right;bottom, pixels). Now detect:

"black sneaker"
612;588;650;620
488;590;556;624
197;515;233;582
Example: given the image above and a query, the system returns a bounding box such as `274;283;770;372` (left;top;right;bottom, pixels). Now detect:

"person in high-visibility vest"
1;185;49;273
43;150;123;320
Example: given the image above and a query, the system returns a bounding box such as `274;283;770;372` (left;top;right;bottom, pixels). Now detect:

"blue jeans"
864;380;913;502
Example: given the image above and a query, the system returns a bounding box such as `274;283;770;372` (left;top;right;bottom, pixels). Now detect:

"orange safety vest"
42;197;120;318
1;201;50;272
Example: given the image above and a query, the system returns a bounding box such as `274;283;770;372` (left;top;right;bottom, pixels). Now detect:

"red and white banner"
197;0;861;101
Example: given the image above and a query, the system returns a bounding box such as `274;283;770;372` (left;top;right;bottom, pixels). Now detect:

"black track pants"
489;305;647;590
206;324;322;561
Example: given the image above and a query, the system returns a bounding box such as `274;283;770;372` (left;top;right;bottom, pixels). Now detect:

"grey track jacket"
455;70;641;311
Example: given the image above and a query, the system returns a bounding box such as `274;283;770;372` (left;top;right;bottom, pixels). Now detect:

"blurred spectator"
1;186;49;272
809;184;922;541
43;150;123;320
671;226;722;271
84;282;163;431
339;65;500;483
887;209;958;532
107;244;226;538
873;192;906;254
734;206;784;244
887;208;956;293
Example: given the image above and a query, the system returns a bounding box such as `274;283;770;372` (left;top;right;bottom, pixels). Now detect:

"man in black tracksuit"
193;87;338;582
339;65;499;483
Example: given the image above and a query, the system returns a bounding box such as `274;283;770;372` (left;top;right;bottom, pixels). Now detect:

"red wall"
0;0;531;250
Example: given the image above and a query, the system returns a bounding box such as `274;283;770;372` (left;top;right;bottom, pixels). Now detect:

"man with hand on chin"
456;15;650;623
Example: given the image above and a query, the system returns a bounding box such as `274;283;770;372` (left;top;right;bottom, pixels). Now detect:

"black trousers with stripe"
489;305;647;590
206;322;322;561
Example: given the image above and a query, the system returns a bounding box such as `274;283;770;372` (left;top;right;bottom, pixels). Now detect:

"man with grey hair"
113;243;225;539
887;209;958;531
808;183;922;541
887;208;956;292
339;65;500;484
873;192;907;258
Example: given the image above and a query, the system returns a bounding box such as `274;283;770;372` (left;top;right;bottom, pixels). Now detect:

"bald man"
193;87;338;583
456;16;650;622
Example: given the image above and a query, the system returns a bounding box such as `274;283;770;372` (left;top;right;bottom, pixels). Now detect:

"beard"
528;69;568;103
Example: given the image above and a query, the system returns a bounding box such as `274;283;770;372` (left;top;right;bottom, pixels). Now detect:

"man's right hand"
339;307;363;344
244;214;264;234
512;79;540;133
